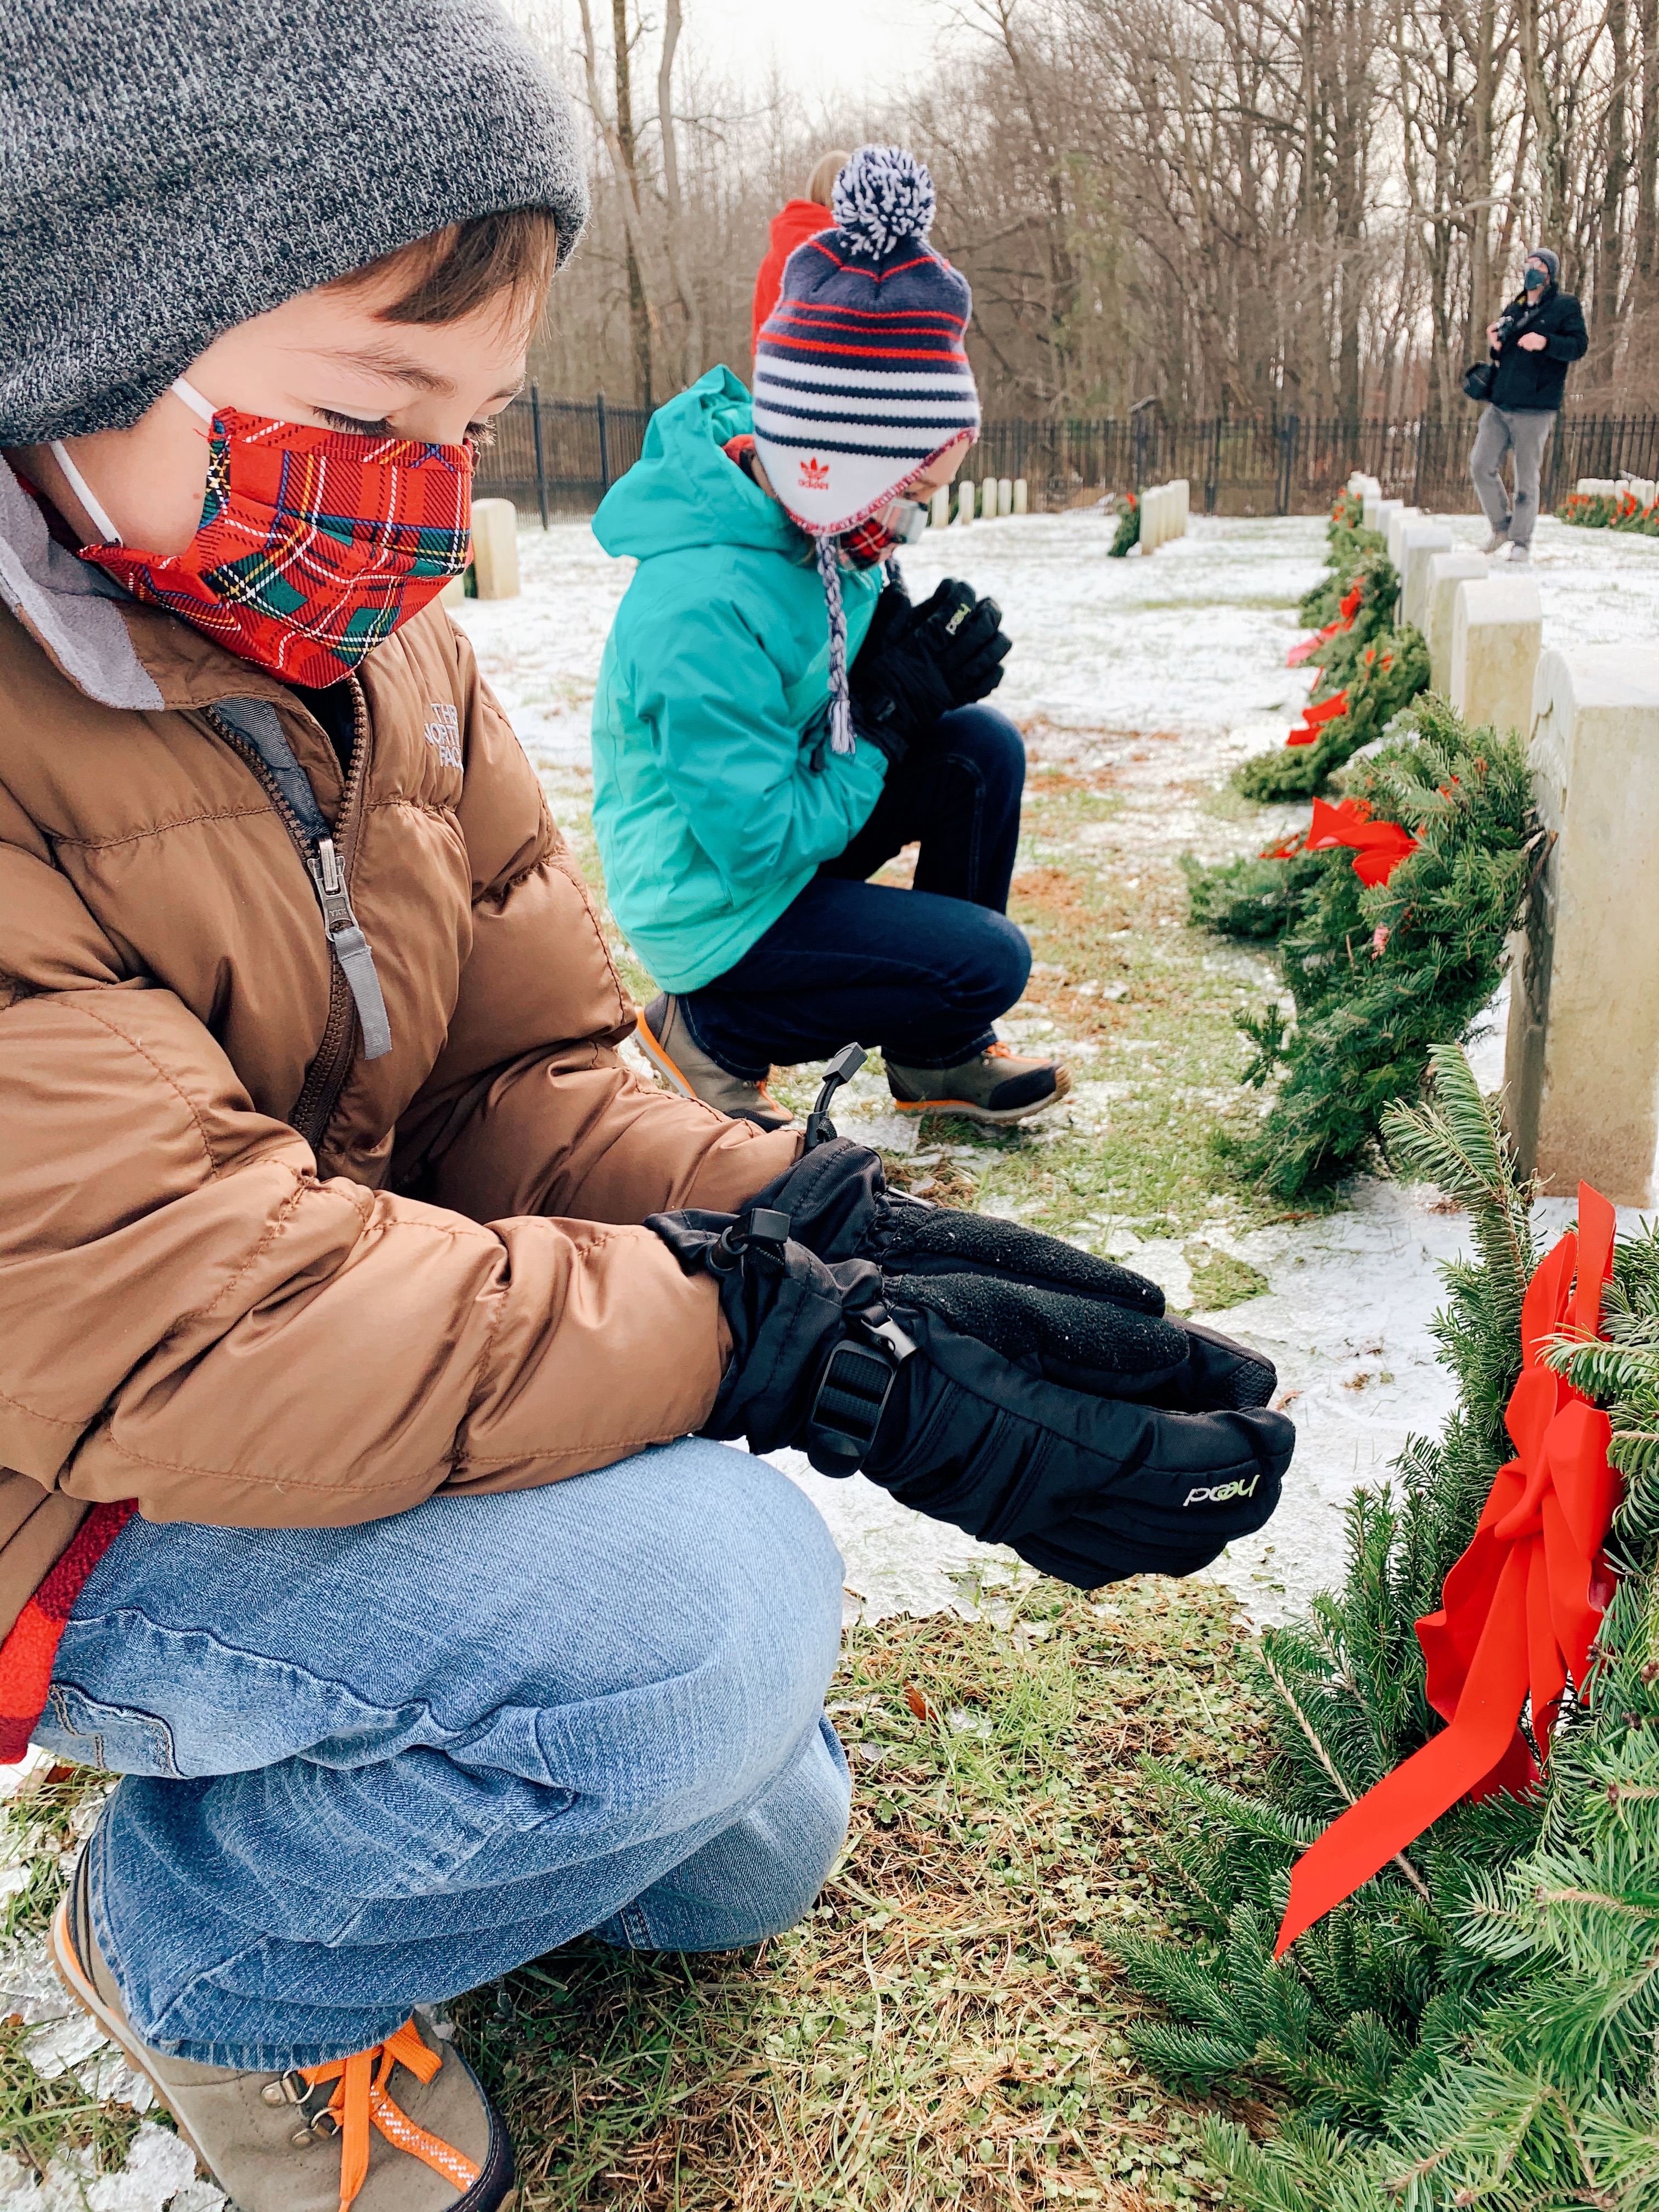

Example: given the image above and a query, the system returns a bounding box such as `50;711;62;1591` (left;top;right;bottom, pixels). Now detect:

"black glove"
646;1142;1293;1590
850;577;1013;759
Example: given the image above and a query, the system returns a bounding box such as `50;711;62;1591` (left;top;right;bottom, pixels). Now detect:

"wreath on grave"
1108;492;1141;558
1185;694;1539;1198
1558;486;1659;533
1234;500;1429;803
1114;1043;1659;2212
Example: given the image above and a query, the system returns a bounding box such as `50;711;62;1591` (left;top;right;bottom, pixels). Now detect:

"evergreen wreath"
1235;497;1428;803
1187;695;1538;1198
1113;1046;1659;2212
1109;492;1140;557
1558;486;1659;533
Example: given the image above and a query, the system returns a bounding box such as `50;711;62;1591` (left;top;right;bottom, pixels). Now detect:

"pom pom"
832;146;936;260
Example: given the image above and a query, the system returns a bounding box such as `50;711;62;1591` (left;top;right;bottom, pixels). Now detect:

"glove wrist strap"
805;1317;917;1475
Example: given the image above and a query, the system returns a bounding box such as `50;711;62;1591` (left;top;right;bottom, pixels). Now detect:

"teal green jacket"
590;367;888;994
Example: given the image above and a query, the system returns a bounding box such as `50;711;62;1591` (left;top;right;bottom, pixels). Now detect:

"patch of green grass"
454;1577;1271;2208
1181;1246;1270;1313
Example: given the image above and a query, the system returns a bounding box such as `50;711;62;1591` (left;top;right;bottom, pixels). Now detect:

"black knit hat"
0;0;589;444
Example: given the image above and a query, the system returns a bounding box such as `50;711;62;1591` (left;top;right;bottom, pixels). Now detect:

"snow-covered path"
452;505;1659;1629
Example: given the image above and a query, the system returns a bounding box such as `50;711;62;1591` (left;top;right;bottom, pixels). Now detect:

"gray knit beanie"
1;0;589;444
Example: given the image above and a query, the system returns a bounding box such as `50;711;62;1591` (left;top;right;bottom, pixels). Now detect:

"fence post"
596;391;611;494
1412;412;1428;506
530;384;549;530
1206;415;1222;515
1277;413;1299;514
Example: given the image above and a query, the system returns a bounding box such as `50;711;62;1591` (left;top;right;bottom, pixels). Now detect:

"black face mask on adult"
646;1108;1294;1592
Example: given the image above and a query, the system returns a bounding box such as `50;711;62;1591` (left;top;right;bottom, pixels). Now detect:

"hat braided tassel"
814;533;856;754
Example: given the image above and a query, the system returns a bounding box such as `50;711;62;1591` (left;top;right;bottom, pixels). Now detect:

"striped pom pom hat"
752;145;980;752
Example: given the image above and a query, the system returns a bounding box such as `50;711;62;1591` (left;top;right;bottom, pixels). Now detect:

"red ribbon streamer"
1286;690;1350;746
1275;1184;1621;1957
1259;796;1418;889
1285;585;1366;668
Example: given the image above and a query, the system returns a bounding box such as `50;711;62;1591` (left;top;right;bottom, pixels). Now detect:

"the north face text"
424;702;462;771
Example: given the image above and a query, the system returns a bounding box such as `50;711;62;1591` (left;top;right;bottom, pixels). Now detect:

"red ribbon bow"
1259;797;1418;889
1276;1185;1621;1957
1285;585;1366;668
1286;690;1350;746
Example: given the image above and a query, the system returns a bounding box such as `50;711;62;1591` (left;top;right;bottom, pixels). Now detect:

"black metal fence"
475;392;1659;520
473;389;652;518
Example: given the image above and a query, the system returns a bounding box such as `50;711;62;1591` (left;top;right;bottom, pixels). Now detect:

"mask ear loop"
49;379;218;550
48;440;122;548
169;376;218;424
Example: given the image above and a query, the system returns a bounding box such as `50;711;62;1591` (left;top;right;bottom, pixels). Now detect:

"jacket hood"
770;200;834;257
592;368;804;563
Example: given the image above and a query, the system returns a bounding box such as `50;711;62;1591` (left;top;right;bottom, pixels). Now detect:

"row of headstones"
1138;479;1190;552
1576;475;1658;503
1341;471;1659;1204
928;477;1031;527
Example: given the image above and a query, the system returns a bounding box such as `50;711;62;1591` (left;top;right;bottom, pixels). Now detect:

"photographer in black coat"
1471;248;1588;563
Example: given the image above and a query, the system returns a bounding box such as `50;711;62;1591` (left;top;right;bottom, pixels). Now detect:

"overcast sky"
684;0;945;103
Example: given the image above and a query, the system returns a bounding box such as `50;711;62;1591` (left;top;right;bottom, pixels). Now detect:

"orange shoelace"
301;2018;481;2211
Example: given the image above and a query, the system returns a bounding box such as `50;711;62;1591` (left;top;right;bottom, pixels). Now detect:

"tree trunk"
658;0;704;390
575;0;663;408
612;0;653;408
1640;0;1659;279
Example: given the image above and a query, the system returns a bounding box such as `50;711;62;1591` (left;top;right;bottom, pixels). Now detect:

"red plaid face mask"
54;379;473;687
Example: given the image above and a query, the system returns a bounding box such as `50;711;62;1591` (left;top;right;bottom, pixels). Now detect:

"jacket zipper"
202;679;375;1156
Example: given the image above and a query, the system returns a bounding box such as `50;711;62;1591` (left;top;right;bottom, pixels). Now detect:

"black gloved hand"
646;1142;1294;1590
850;576;1013;758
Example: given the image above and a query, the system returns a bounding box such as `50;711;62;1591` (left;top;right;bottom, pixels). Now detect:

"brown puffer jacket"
0;467;800;1641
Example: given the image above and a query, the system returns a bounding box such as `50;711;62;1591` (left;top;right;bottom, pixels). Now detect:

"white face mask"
48;376;216;548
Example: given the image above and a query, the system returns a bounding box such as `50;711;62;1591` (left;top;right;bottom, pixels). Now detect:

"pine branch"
1259;1644;1431;1902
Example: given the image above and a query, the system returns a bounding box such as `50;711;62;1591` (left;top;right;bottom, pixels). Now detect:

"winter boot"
1507;540;1531;563
1480;527;1510;554
637;995;797;1130
885;1041;1071;1125
51;1844;513;2211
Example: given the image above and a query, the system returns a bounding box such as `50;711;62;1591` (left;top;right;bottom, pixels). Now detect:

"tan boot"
637;994;798;1130
885;1041;1071;1125
50;1846;513;2211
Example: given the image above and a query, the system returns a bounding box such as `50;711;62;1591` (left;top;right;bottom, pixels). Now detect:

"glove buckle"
804;1319;913;1476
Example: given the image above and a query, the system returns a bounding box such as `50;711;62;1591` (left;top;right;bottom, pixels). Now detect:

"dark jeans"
684;703;1030;1074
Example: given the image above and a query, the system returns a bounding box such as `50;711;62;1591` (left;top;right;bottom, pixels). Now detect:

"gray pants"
1470;403;1555;549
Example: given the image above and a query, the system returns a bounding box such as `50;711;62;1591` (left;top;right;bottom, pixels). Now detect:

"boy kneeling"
592;150;1069;1131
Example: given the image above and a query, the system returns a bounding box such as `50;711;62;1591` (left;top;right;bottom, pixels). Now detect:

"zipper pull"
307;837;392;1062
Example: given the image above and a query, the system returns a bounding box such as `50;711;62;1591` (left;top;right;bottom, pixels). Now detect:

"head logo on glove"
1183;1472;1265;1508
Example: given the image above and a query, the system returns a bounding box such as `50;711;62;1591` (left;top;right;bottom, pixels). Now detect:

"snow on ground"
450;504;1659;1629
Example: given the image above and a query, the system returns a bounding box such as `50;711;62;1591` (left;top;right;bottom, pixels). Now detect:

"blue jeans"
35;1440;849;2073
684;702;1030;1075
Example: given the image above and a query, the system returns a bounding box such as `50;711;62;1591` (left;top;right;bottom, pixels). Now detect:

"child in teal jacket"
591;150;1069;1129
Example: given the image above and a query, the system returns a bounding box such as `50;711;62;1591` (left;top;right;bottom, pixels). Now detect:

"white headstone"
1012;478;1029;515
1385;505;1424;569
470;498;520;600
1504;646;1659;1202
929;486;951;529
1450;575;1543;736
1423;551;1490;696
1398;522;1455;629
997;477;1013;517
956;481;974;525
